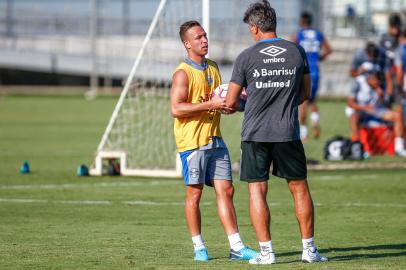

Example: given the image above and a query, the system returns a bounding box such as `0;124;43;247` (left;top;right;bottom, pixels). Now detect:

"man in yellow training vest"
170;20;258;262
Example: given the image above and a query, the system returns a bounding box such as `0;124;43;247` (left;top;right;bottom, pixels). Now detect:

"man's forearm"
299;75;311;104
299;95;309;105
225;82;243;109
171;101;213;118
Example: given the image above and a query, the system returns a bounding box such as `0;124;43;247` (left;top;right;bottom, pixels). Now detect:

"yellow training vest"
173;59;222;152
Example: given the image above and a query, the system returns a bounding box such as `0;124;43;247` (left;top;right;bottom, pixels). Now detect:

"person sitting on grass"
347;70;406;157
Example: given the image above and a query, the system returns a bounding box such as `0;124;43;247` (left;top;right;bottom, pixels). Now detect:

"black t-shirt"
230;38;309;142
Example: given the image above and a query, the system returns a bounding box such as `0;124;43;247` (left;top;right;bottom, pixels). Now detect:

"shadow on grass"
278;243;406;263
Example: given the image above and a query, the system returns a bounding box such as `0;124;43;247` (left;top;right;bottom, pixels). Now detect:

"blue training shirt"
297;28;324;73
394;44;406;73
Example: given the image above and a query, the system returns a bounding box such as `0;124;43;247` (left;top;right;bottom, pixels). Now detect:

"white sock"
192;234;206;251
310;112;320;124
302;237;316;250
228;232;245;251
395;137;405;152
259;240;273;254
300;125;308;140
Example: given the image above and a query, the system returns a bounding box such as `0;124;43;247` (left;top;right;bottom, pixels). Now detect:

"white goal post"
90;0;209;177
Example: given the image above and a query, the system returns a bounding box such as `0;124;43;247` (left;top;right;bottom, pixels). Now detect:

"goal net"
90;0;204;176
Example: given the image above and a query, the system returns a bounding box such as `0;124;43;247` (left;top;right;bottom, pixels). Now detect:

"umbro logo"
259;45;286;57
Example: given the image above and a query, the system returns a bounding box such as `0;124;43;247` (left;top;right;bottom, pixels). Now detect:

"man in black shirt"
226;0;328;264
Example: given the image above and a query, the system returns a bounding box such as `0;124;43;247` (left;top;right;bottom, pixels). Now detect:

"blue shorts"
309;71;319;103
359;108;390;124
179;147;232;187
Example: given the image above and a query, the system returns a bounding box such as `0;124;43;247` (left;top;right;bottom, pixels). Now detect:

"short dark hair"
389;13;402;28
365;42;379;59
301;11;312;26
370;70;385;87
243;0;277;33
179;20;201;41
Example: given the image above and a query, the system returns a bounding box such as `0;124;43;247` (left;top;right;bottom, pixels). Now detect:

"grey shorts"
179;147;232;187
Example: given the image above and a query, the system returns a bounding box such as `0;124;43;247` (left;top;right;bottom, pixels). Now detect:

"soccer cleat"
302;247;328;263
229;246;259;261
194;248;209;261
248;252;276;264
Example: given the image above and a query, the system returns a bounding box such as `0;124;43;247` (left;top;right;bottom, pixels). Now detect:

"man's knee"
186;185;203;206
214;181;234;199
287;179;309;193
248;182;268;199
394;111;402;122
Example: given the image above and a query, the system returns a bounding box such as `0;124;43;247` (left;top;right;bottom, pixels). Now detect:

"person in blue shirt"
395;29;406;92
293;11;332;141
394;29;406;142
380;14;403;117
380;13;401;71
347;70;406;157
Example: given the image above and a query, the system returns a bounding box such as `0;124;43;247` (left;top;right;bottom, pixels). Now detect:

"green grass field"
0;95;405;269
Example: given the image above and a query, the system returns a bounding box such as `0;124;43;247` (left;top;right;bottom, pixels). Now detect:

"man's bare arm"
350;68;361;78
386;71;394;96
225;82;243;110
299;74;311;104
320;38;332;61
347;96;373;112
170;70;226;118
395;65;403;90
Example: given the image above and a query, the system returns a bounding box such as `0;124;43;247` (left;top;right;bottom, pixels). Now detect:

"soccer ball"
211;83;247;112
211;83;229;99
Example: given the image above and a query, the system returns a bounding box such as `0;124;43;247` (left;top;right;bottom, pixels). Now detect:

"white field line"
341;202;406;208
58;200;112;205
0;180;178;190
0;198;405;208
0;198;48;203
313;174;378;181
0;174;380;190
124;201;212;206
314;202;406;208
0;198;209;206
0;198;112;205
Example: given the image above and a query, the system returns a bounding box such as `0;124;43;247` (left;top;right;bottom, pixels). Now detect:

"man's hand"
210;96;235;114
221;107;236;114
375;87;384;97
209;96;227;110
361;104;374;113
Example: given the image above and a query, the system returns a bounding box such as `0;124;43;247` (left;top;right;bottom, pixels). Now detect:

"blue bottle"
76;164;89;176
20;160;30;174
